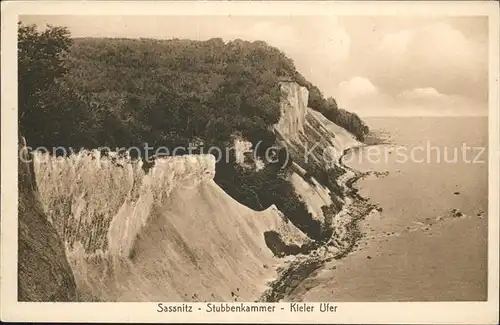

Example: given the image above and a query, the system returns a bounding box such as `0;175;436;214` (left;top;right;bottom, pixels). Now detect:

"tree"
307;85;325;111
18;22;73;146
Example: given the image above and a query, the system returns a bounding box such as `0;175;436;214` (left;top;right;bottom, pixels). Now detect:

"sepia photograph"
1;1;499;324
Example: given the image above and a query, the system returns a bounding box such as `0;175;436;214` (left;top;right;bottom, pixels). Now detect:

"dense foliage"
215;159;324;240
18;23;76;147
295;78;369;141
18;23;365;240
44;36;298;153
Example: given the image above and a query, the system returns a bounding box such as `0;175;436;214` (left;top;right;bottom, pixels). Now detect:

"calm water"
291;116;488;301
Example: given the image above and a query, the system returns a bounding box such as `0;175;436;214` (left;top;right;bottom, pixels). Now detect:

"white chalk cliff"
32;81;360;302
275;82;360;225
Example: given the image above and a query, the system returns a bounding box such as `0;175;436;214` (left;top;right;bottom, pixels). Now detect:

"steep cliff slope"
34;152;309;301
19;30;367;302
277;82;360;164
28;80;362;302
275;82;361;232
18;137;77;301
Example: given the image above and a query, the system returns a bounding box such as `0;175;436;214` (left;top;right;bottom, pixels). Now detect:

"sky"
21;15;489;116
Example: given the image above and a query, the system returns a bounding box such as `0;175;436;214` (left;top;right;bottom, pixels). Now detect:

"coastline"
258;144;379;302
278;116;488;302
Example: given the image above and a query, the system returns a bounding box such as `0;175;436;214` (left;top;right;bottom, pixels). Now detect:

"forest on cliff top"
18;23;368;241
19;23;368;152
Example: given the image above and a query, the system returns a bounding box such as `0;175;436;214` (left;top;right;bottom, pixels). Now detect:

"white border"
1;1;499;324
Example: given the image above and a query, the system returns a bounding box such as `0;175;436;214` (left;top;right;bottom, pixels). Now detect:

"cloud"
398;87;445;100
337;20;488;116
20;15;487;117
335;79;486;117
368;22;487;102
396;87;460;112
335;76;391;115
338;76;378;98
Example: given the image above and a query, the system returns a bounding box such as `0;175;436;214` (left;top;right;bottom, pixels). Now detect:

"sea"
289;116;489;301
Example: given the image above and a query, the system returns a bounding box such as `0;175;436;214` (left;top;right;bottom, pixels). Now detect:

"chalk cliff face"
274;82;360;226
275;82;360;167
27;81;360;302
18;137;77;301
34;152;309;301
276;81;309;140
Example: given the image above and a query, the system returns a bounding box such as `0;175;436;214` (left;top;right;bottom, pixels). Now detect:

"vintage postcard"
1;1;499;324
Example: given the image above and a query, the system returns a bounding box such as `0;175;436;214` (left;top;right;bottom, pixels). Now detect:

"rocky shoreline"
258;145;380;302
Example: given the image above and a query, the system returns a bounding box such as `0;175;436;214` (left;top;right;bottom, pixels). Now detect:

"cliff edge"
17;136;77;301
